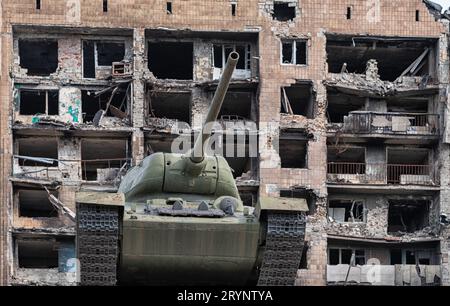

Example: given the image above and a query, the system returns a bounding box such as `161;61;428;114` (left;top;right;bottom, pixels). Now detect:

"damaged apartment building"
1;0;450;286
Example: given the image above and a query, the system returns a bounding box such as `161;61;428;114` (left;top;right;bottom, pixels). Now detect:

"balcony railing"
340;112;439;136
327;162;435;185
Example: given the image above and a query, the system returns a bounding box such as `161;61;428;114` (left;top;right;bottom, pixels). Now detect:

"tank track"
257;211;306;286
76;204;120;286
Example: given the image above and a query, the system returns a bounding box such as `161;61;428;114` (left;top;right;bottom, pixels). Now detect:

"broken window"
328;248;365;265
81;86;129;123
19;40;58;76
218;91;254;121
231;3;236;16
103;0;108;12
17;138;58;167
328;199;365;223
36;0;41;10
17;239;58;269
388;200;429;233
272;2;296;21
281;82;314;118
387;148;430;184
327;146;365;174
148;91;191;124
81;138;128;181
19;89;58;116
148;41;193;80
166;2;172;14
213;44;251;70
279;131;308;168
281;40;307;65
326;89;365;123
18;189;58;218
326;35;437;81
83;41;125;78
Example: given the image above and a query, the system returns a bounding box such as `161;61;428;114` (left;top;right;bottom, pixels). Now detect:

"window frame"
19;89;59;116
212;43;251;71
328;248;366;265
280;39;308;66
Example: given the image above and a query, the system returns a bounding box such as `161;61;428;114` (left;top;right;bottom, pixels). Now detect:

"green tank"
75;52;308;286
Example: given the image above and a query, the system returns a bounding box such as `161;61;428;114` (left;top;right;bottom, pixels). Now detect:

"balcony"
327;264;441;286
327;162;435;186
338;112;439;137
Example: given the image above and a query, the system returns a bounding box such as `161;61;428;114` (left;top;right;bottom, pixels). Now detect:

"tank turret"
118;52;241;203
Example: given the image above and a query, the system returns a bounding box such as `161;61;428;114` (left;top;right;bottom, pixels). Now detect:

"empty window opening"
36;0;41;10
18;239;58;269
148;41;193;80
327;146;365;174
81;88;129;123
328;248;365;265
82;41;125;78
390;249;402;264
97;42;125;66
166;2;172;14
346;7;352;19
81;138;128;181
19;89;58;116
388;200;429;233
328;199;364;223
225;155;252;179
416;10;420;21
149;92;191;124
103;0;108;12
217;91;254;121
279;132;307;168
83;41;95;78
326;35;436;81
19;40;58;76
326;90;365;123
387;148;430;184
212;135;253;179
213;44;251;71
18;189;58;218
281;40;307;65
272;2;296;21
231;3;236;16
281;82;314;118
17;138;58;167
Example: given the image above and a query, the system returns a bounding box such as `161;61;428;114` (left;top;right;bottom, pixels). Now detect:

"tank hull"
119;214;261;285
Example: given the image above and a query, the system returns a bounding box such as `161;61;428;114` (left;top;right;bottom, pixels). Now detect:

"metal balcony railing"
327;162;435;185
340;112;439;136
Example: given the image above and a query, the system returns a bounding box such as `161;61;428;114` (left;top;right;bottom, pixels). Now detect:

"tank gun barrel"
190;51;239;163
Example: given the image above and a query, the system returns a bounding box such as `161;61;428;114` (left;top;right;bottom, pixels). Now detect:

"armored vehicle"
76;52;308;286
